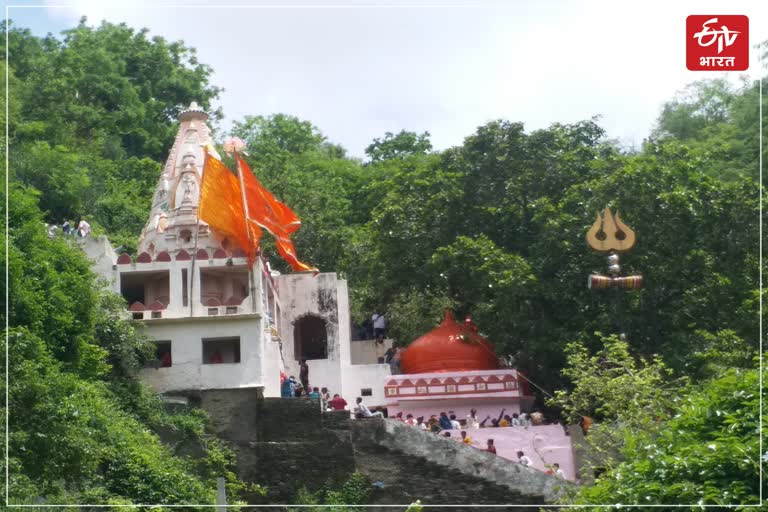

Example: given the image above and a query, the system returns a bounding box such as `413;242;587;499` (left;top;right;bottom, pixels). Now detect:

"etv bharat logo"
687;15;749;71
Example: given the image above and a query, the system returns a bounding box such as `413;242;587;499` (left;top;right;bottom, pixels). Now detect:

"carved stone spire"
137;102;224;255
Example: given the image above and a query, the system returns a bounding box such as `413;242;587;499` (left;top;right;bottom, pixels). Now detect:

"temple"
85;103;391;402
83;103;576;482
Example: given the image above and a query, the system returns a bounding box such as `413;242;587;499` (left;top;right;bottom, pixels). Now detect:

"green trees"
4;185;258;505
5;19;221;252
573;365;762;507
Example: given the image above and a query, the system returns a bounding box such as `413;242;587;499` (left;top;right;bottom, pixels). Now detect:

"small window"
151;311;162;319
361;388;372;397
148;340;172;368
225;306;238;315
182;269;189;307
132;312;144;320
208;307;219;316
202;337;241;364
180;230;192;243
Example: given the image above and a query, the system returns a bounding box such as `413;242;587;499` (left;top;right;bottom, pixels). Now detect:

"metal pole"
234;152;259;313
216;476;227;510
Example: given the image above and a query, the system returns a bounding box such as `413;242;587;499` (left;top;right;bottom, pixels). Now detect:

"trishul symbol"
586;207;636;253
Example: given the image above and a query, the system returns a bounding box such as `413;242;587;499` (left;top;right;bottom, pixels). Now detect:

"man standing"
299;359;309;391
330;394;348;411
375;335;387;364
372;312;387;338
355;397;383;418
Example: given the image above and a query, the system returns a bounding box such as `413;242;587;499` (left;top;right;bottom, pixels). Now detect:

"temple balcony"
116;249;280;331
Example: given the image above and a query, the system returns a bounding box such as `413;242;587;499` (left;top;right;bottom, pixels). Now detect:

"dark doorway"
294;315;328;360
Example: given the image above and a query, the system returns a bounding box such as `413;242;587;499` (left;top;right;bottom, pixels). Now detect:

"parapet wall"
351;419;572;504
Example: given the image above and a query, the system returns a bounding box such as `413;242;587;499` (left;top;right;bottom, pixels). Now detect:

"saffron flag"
198;151;261;265
236;153;318;273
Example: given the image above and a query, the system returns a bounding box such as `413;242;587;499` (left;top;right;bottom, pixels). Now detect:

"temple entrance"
294;315;328;360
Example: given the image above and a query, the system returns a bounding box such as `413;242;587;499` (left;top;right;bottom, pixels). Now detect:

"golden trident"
586;207;642;291
586;207;636;254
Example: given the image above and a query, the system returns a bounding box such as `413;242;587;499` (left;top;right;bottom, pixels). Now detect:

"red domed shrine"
400;309;499;374
384;308;533;430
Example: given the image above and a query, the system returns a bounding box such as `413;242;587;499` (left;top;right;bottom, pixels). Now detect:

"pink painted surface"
393;422;576;482
384;369;532;404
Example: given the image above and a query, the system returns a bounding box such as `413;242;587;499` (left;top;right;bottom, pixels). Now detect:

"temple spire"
137;102;225;255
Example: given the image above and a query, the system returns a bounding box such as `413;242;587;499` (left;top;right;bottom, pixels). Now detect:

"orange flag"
198;151;261;265
236;153;318;273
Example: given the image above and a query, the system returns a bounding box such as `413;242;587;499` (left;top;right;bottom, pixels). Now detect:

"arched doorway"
294;315;328;360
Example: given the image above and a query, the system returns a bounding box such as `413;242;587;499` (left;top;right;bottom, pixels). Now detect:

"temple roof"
400;309;499;374
137;102;228;255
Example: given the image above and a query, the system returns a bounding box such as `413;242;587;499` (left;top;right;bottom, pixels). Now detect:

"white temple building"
85;103;391;405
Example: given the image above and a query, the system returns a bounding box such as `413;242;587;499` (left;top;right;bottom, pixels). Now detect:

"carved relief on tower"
170;154;201;209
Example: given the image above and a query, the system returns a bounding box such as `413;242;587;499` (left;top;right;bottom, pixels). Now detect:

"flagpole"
234;151;259;313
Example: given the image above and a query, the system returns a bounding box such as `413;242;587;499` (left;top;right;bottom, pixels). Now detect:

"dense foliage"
4;18;764;508
5;18;220;252
4;185;261;506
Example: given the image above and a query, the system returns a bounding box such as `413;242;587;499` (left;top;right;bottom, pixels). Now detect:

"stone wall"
352;419;571;505
187;389;574;506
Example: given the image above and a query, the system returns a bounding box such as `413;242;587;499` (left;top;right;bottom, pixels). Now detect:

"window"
132;312;144;320
120;270;170;309
145;340;172;368
208;308;219;316
294;315;328;361
361;388;372;397
182;269;189;307
180;230;192;243
225;306;238;315
202;337;241;364
151;311;162;319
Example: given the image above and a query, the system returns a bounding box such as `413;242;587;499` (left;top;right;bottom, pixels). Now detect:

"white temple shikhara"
86;103;392;402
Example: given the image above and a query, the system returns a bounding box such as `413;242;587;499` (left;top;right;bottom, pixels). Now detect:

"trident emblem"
586;207;642;290
586;207;636;253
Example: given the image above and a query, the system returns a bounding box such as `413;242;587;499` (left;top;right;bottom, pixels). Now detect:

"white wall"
341;363;392;408
77;236;118;292
350;339;394;364
277;272;343;385
138;315;265;392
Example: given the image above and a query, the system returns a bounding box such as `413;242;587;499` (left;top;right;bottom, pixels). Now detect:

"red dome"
400;310;499;374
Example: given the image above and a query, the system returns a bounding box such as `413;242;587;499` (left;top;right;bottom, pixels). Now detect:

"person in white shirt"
517;450;532;466
466;408;480;429
449;414;461;430
77;219;91;237
372;312;387;337
553;463;565;479
355;397;383;418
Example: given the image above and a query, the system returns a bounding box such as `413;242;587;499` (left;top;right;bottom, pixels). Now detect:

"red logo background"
686;15;749;71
